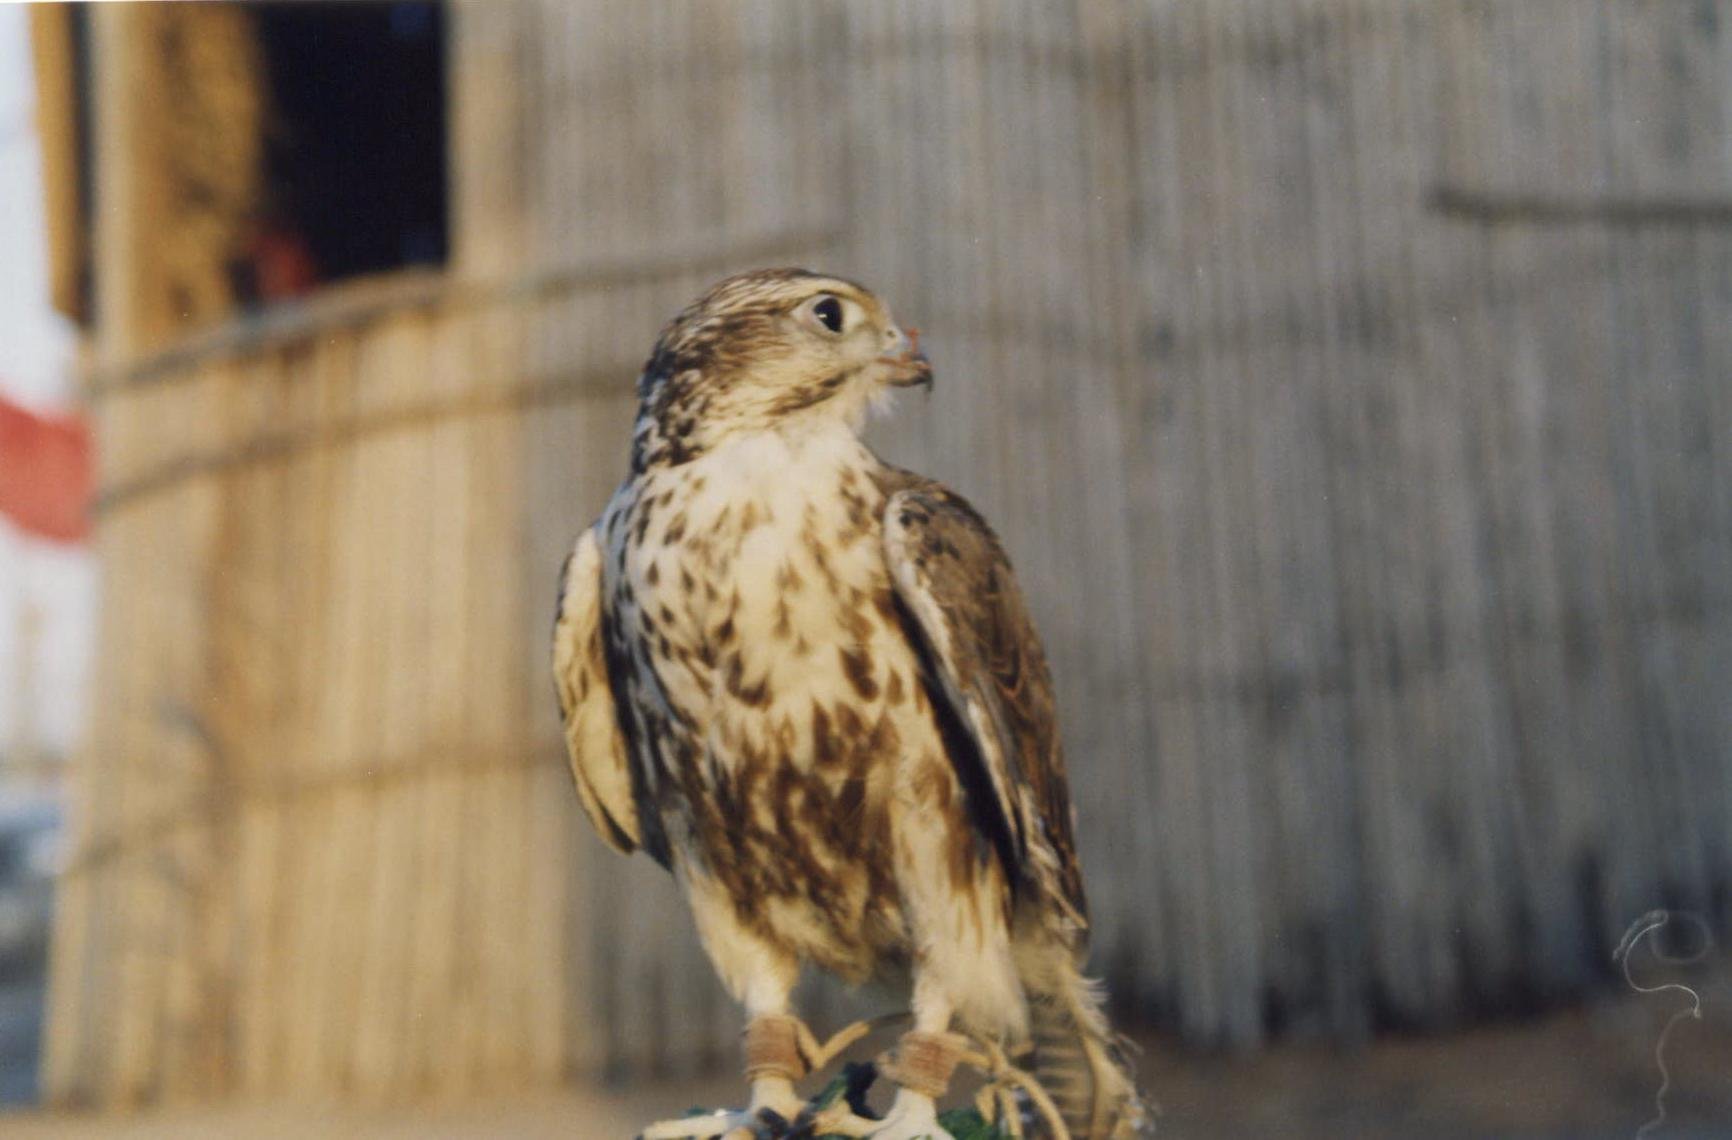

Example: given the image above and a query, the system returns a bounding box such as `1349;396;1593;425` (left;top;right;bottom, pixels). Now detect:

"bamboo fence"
43;0;1732;1105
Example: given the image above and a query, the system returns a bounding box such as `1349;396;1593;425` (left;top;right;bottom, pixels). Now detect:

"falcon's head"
630;268;931;469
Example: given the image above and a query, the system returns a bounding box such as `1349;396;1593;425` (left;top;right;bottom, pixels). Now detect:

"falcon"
554;269;1148;1139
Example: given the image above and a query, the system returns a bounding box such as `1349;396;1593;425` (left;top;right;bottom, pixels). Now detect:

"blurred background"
1;1;1730;1136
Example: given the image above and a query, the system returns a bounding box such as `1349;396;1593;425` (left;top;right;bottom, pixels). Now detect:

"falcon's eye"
812;295;845;334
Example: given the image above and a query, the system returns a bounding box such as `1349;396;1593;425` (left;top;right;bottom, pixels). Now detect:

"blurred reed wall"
39;0;1732;1107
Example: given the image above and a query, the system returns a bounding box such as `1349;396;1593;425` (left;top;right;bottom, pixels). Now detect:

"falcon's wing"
882;483;1088;934
553;527;641;854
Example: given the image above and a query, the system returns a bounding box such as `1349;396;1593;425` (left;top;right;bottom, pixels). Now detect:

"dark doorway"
246;1;448;303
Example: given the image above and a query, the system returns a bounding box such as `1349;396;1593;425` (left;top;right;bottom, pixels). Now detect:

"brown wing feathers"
880;478;1089;934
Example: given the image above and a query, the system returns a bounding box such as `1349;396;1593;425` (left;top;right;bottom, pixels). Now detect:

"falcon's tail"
1024;958;1153;1139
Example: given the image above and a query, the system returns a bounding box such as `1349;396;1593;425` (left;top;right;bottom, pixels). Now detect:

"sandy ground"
5;962;1729;1139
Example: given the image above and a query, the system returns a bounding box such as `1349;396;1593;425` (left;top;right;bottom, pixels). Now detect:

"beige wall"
515;0;1732;1056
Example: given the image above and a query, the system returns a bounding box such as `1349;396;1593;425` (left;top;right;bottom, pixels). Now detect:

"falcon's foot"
637;1090;806;1140
858;1090;956;1140
639;1013;828;1138
637;1110;750;1140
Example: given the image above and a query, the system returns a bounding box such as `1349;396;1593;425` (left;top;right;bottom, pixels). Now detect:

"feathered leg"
639;870;809;1140
868;980;962;1140
868;758;1027;1140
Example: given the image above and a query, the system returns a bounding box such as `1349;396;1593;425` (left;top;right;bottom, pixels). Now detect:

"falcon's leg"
866;981;962;1140
865;765;1028;1139
638;869;808;1140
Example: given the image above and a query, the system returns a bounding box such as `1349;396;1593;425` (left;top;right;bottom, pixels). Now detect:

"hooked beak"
879;326;933;389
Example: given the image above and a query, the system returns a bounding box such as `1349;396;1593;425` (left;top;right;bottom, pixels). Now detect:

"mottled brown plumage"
554;269;1147;1139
